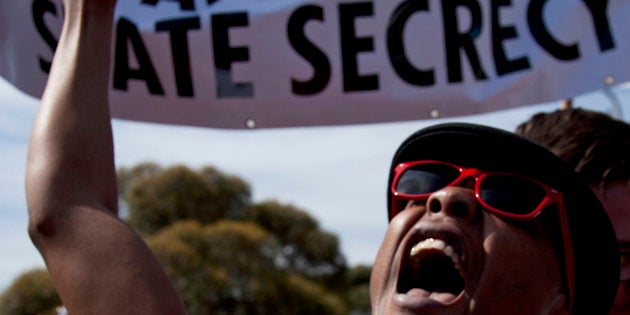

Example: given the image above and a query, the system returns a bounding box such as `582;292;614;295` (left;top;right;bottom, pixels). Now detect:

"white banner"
1;0;629;128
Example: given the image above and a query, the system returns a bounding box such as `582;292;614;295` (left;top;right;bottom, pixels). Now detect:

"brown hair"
516;108;630;185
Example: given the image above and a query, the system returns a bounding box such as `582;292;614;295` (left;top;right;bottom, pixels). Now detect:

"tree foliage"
125;164;251;234
0;268;61;315
346;265;372;315
117;162;163;198
5;162;371;314
147;220;348;314
246;200;348;291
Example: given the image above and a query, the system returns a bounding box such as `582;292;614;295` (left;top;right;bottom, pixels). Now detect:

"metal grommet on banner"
429;109;440;119
245;118;256;129
601;75;623;119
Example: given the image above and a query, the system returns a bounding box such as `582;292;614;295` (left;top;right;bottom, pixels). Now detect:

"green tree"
116;162;163;198
276;274;348;315
122;164;351;313
147;220;347;314
346;265;372;315
5;162;371;314
246;201;348;292
0;268;61;315
125;165;251;234
198;166;251;220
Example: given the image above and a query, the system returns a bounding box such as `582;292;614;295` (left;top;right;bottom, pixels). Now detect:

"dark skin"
25;0;186;313
370;184;569;314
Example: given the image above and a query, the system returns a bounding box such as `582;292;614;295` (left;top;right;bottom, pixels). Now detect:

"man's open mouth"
397;238;465;295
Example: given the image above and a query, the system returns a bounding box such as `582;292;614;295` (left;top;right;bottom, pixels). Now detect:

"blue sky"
1;77;628;292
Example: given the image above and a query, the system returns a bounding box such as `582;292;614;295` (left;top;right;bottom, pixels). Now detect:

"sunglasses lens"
396;164;460;195
480;175;546;215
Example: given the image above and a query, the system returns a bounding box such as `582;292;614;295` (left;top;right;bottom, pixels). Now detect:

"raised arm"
25;1;186;313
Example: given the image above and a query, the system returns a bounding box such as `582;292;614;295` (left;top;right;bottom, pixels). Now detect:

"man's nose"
425;185;478;222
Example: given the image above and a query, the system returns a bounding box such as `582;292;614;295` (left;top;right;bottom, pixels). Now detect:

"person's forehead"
397;155;538;178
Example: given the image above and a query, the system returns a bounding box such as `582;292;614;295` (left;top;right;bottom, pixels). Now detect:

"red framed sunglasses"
390;160;575;312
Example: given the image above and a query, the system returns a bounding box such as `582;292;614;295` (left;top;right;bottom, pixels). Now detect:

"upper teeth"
410;238;462;271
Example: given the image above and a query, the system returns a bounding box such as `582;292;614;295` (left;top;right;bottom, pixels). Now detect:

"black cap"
387;122;619;315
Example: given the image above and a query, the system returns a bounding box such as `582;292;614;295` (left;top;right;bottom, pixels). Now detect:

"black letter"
443;0;487;83
156;17;201;97
581;0;614;51
212;13;253;98
339;2;378;92
288;5;331;95
528;0;579;61
113;18;165;95
491;0;530;76
141;0;195;11
32;0;59;73
387;0;435;86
